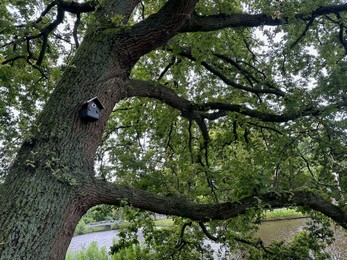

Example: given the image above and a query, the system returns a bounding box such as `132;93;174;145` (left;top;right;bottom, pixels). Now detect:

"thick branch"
90;181;347;229
39;7;65;37
123;0;198;63
57;0;96;14
181;4;347;32
125;79;191;114
182;13;281;32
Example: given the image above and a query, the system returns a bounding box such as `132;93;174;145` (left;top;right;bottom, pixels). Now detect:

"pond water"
68;218;347;259
255;218;347;259
68;230;121;252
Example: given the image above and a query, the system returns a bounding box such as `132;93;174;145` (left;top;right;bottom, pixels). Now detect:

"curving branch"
124;79;190;112
198;222;271;254
213;53;263;85
37;7;65;38
174;47;285;97
33;1;57;25
290;17;316;49
3;6;65;67
198;222;220;242
175;222;192;251
124;79;347;123
73;13;81;48
3;1;96;67
89;180;347;230
193;101;347;122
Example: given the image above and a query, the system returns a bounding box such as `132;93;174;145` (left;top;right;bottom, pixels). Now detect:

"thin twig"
158;56;176;80
188;119;194;164
290;17;315;49
175;222;192;251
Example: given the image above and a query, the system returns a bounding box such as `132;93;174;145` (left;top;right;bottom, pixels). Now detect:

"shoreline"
264;216;309;222
74;216;309;237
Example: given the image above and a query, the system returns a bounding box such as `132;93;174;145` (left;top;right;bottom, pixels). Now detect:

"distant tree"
0;0;346;259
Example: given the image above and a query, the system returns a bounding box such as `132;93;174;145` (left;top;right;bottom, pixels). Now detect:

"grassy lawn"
153;218;174;227
264;208;305;221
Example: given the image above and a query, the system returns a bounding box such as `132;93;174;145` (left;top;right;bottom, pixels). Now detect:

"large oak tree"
0;0;347;259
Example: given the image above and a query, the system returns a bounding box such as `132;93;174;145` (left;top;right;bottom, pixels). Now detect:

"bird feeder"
80;97;104;122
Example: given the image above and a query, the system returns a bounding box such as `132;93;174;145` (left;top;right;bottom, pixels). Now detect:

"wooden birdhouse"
80;97;104;122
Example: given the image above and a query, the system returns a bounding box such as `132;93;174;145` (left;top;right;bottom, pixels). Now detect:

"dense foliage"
1;0;347;258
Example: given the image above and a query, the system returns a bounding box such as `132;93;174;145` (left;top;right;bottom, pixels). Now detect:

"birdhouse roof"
83;97;104;109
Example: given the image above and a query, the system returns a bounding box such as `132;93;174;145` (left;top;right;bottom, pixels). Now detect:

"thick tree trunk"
0;172;83;259
0;30;127;259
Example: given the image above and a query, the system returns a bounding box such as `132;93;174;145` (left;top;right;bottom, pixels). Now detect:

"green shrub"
66;242;151;260
74;220;88;235
66;242;108;260
111;244;150;260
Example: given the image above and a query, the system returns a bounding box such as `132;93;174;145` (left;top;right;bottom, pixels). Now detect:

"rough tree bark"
1;1;347;259
0;27;126;259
